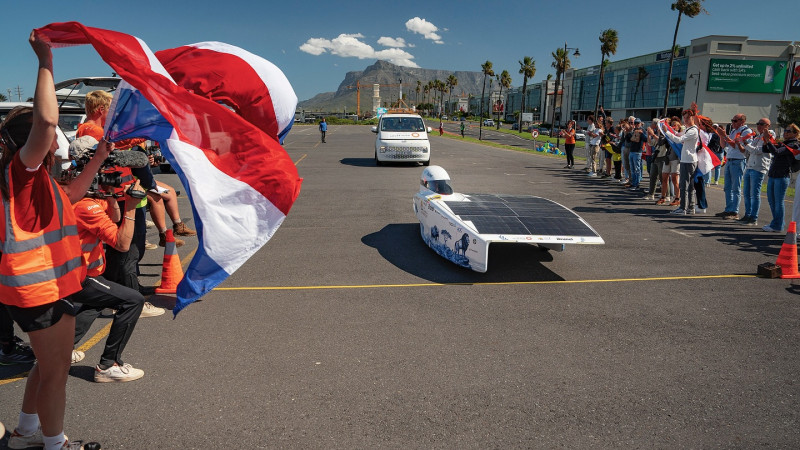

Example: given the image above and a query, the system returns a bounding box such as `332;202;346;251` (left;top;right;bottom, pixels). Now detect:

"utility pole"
14;86;23;101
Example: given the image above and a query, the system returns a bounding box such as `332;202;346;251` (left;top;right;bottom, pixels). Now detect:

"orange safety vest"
0;165;86;307
74;198;107;277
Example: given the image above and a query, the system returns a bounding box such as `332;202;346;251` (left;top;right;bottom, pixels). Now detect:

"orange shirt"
74;197;119;277
564;129;576;145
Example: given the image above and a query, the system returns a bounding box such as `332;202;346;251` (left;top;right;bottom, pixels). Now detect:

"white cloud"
405;17;443;44
377;36;407;48
299;33;419;67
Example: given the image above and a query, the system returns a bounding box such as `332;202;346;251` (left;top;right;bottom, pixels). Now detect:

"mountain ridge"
298;60;492;113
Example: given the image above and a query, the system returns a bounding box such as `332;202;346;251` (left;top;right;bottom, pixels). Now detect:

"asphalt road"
1;125;798;448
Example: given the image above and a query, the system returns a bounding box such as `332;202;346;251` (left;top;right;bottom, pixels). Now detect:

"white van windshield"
381;117;425;132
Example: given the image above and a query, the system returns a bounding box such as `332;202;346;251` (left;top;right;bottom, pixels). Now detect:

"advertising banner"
790;61;800;95
707;59;787;94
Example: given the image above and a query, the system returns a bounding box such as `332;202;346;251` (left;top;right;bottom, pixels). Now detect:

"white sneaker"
762;225;778;232
670;208;686;215
71;350;85;364
7;428;43;449
588;172;597;177
140;302;166;318
697;208;706;213
643;194;653;200
687;207;696;215
145;219;156;229
94;363;144;383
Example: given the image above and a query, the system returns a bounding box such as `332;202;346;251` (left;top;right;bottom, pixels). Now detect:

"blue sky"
1;0;796;103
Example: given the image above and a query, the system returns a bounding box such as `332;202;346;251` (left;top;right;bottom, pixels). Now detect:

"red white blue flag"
37;22;302;315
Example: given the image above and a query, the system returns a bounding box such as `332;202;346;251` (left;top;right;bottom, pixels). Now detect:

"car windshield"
426;180;453;195
58;114;84;131
381;117;425;132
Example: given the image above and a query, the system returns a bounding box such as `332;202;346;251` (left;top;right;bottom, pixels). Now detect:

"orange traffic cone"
777;221;800;279
155;229;184;294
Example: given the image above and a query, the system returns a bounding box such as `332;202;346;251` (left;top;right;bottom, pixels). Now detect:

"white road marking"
670;229;695;237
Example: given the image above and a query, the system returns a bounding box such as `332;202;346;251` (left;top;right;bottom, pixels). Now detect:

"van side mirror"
427;127;432;133
371;126;378;133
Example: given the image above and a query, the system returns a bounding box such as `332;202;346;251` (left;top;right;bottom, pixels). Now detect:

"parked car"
575;131;586;141
483;119;495;127
441;115;448;120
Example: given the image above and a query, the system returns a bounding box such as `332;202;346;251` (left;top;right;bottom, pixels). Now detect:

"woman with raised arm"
0;30;110;450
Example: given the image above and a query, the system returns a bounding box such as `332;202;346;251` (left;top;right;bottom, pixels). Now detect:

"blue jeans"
742;169;766;220
713;165;722;183
767;176;790;231
628;152;642;187
723;159;746;213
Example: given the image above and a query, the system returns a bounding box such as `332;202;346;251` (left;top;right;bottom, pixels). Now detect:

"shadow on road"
362;223;563;284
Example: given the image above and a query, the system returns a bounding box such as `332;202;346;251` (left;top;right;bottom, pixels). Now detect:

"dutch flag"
37;22;302;315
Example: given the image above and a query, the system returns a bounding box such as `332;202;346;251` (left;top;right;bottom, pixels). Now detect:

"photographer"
68;136;162;382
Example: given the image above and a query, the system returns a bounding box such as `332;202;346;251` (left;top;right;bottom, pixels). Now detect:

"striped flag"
37;22;302;315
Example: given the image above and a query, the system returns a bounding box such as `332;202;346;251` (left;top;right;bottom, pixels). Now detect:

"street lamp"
556;43;580;149
688;71;701;104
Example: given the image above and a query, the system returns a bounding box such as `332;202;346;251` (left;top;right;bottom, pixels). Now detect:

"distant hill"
298;60;490;114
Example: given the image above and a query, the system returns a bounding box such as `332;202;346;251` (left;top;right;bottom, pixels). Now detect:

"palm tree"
447;74;458;117
517;56;536;133
416;80;421;107
632;66;649;108
479;60;494;140
496;70;512;129
662;0;706;117
550;48;571;137
593;29;618;120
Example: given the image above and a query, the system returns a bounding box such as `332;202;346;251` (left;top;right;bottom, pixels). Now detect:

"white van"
371;113;432;166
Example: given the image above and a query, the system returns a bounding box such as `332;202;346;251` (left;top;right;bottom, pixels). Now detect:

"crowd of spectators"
572;110;800;232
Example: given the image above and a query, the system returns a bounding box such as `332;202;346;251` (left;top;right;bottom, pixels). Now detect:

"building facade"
505;35;799;129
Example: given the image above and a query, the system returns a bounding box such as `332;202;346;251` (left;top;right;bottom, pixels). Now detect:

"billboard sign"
790;61;800;95
707;59;788;94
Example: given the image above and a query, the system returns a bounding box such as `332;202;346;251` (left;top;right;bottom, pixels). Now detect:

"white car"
413;166;604;272
483;119;495;127
371;113;432;166
575;131;586;141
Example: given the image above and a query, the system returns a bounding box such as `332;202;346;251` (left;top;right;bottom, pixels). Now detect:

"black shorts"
4;298;76;333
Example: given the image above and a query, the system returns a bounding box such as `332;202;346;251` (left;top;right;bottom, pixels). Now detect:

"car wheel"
422;158;430;166
375;152;383;166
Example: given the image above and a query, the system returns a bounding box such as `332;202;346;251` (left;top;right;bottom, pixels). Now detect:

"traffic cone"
155;230;184;294
776;221;800;279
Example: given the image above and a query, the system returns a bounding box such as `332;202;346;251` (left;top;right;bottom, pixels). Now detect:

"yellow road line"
0;273;756;384
213;274;755;291
294;154;307;165
77;323;112;353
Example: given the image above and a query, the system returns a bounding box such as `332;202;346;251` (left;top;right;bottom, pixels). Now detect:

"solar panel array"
444;194;599;237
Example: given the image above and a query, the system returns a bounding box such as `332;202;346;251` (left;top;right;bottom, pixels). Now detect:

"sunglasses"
731;118;743;122
786;129;796;134
756;122;767;126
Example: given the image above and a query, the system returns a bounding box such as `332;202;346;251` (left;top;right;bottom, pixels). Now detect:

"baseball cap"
634;118;641;124
69;135;99;160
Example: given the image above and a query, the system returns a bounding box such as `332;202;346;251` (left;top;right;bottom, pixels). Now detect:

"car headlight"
379;145;387;153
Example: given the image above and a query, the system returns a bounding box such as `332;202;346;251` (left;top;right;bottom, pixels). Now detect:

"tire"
375;151;383;166
422;158;430;166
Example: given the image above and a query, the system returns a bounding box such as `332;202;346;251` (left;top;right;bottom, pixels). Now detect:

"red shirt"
9;153;56;232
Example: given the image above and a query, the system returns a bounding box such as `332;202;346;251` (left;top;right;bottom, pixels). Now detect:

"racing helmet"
420;165;453;195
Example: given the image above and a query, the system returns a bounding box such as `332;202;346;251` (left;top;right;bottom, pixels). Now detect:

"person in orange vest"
68;136;162;382
0;30;110;450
